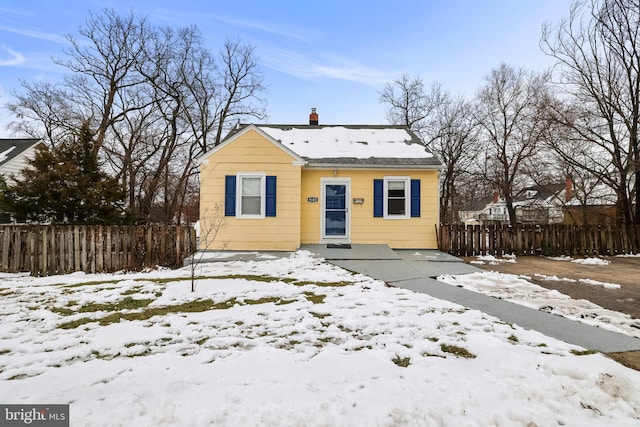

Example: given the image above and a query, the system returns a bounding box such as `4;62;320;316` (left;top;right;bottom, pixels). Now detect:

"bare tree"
428;96;480;223
541;0;640;224
379;74;446;139
187;203;227;292
379;77;480;223
475;64;551;226
211;39;267;149
6;9;267;224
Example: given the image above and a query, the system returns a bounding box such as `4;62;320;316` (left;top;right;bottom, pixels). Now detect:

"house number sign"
307;197;319;203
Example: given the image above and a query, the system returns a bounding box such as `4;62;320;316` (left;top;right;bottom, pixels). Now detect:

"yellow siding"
199;129;301;250
301;169;440;249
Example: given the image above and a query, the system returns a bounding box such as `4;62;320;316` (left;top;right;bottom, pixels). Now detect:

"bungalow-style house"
0;138;43;223
197;110;443;251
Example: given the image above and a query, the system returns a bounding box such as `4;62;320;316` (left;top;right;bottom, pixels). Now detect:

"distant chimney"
309;107;318;125
565;176;573;202
493;191;500;204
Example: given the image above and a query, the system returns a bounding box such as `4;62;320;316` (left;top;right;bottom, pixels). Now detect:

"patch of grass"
77;297;155;313
62;279;122;288
0;349;11;355
58;298;219;329
507;334;519;343
121;287;143;295
427;337;439;342
310;312;330;319
392;355;411;367
51;307;75;316
56;295;305;330
571;349;598;356
304;292;326;304
8;374;30;380
536;343;548;347
440;343;476;359
422;352;446;358
301;280;352;287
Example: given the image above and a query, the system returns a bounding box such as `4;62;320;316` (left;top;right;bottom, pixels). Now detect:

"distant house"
197;110;444;250
563;180;617;225
0;138;42;223
0;138;42;184
459;180;572;226
458;193;509;226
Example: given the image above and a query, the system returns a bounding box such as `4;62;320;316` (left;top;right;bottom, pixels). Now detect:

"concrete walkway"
302;244;640;353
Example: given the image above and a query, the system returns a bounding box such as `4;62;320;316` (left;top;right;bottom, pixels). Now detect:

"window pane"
387;181;405;198
242;177;261;196
325;211;346;235
241;196;261;215
388;181;405;190
326;185;346;209
388;199;405;215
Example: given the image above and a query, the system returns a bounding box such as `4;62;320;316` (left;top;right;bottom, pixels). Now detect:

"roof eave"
304;162;445;170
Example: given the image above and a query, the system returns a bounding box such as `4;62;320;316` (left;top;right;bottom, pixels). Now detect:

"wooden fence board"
0;225;196;276
439;224;640;257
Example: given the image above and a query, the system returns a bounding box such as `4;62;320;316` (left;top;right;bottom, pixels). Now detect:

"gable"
198;125;304;166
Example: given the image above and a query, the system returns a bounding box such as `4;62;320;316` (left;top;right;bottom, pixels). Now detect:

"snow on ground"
535;274;622;289
469;254;517;265
572;257;611;266
439;257;640;338
1;251;640;426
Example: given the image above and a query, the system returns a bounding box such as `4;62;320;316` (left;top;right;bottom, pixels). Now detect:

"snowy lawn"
1;251;640;426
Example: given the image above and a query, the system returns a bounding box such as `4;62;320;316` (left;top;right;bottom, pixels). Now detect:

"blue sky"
0;0;573;137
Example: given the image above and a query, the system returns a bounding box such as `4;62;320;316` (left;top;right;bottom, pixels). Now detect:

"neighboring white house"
0;138;42;184
459;180;571;226
0;138;43;223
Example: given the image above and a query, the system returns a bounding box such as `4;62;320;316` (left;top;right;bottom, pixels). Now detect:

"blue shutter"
266;176;277;217
410;179;421;217
373;179;383;217
224;175;236;216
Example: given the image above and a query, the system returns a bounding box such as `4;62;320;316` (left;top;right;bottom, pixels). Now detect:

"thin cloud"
0;44;25;66
261;48;394;87
212;15;311;42
0;25;67;45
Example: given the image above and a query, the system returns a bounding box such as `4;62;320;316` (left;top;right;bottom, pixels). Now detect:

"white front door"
321;178;350;241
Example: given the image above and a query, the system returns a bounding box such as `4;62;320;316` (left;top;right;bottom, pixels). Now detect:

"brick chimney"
493;191;500;204
309;107;318;125
565;176;573;202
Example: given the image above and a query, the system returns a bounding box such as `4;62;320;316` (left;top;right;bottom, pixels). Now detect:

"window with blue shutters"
225;173;277;218
374;177;420;219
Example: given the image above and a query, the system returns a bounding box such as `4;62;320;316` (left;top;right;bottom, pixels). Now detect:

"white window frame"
383;176;410;219
236;173;266;219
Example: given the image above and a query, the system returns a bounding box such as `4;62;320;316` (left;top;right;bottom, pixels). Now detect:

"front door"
322;179;350;240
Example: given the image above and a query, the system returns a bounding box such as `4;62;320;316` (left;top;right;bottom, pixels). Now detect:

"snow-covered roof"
214;124;442;169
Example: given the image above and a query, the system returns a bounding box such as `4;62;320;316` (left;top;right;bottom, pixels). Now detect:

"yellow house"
197;113;443;251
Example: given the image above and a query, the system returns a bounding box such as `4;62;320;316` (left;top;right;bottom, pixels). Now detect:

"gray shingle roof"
0;139;41;168
226;124;443;169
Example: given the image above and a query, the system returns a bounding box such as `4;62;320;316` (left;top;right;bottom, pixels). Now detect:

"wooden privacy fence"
0;225;196;276
439;223;640;257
